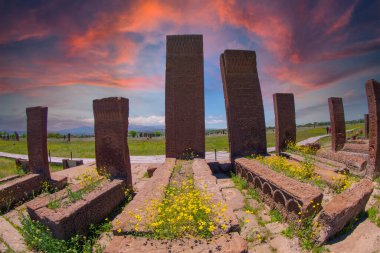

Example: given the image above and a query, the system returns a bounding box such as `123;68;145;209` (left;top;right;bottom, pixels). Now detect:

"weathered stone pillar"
273;93;296;154
328;97;346;152
93;97;132;186
220;50;267;160
26;106;50;179
365;79;380;179
364;114;369;139
165;35;205;158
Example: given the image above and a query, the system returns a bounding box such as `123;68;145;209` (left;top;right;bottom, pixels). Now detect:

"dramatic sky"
1;0;379;131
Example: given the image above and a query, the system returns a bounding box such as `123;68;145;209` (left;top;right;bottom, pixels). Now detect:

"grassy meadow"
0;123;364;158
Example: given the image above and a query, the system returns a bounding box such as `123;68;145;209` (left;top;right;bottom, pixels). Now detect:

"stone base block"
0;174;44;211
146;166;157;178
27;179;126;240
15;158;29;172
315;179;374;244
62;159;84;169
341;143;369;154
105;232;247;253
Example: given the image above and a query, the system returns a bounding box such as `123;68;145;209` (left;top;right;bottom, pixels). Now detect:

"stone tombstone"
15;131;19;141
93;97;132;185
220;50;267;160
365;79;380;179
26;106;50;179
165;34;205;158
328;97;346;152
364;114;369;139
67;133;71;142
273;93;296;154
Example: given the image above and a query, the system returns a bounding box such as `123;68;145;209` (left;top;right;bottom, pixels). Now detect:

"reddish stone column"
165;35;205;158
273;93;296;154
328;97;346;152
93;97;132;186
26;106;50;179
365;79;380;179
364;114;369;139
220;50;267;160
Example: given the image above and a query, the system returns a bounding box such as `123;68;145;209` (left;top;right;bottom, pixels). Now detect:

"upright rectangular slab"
273;93;296;154
165;35;205;158
328;97;346;151
364;114;369;139
26;106;50;179
93;97;132;185
220;50;267;160
365;79;380;179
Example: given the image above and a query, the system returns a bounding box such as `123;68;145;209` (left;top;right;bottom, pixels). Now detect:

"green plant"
368;207;380;227
269;209;283;223
47;199;61;210
21;216;111;253
230;172;248;191
281;224;295;238
126;178;228;239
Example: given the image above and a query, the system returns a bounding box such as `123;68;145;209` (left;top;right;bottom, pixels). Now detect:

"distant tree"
48;132;62;138
154;131;162;137
129;130;137;138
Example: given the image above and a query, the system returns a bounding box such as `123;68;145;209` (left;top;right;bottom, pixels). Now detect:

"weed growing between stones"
269;209;283;223
22;188;134;253
368;193;380;227
21;216;112;253
330;170;359;194
255;155;316;182
125;178;228;239
286;141;317;156
47;170;104;210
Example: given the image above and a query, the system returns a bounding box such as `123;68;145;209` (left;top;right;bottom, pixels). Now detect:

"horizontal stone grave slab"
283;152;347;174
0;174;43;211
0;175;22;185
341;143;368;154
316;149;367;175
235;158;323;219
192;159;239;233
62;159;84;169
105;232;247;253
27;179;125;240
315;179;374;244
283;152;344;186
112;158;176;233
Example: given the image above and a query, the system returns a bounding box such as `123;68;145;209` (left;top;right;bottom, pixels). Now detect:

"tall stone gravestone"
165;35;205;158
273;93;296;154
328;97;346;152
365;79;380;179
26;106;50;179
220;50;267;160
93;97;132;186
364;114;369;139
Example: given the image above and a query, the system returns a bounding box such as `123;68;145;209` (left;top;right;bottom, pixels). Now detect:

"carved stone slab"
165;35;205;158
220;50;267;160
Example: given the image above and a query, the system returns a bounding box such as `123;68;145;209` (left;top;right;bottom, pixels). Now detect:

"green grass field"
0;157;62;179
0;123;364;158
317;123;364;147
